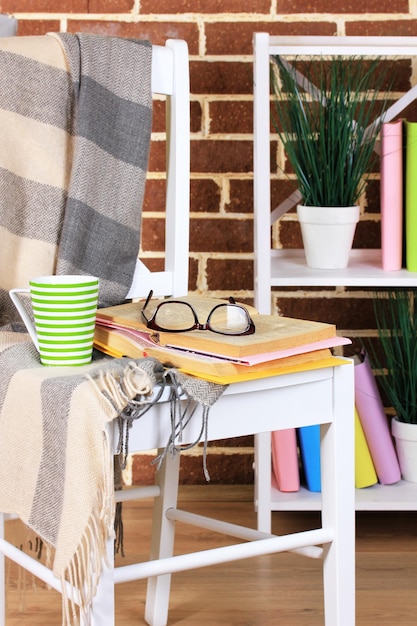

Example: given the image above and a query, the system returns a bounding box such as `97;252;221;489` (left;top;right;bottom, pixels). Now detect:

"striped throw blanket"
0;333;161;624
0;33;153;623
0;33;152;325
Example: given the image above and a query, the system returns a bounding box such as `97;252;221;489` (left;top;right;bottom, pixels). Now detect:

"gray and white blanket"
0;32;153;623
0;33;152;324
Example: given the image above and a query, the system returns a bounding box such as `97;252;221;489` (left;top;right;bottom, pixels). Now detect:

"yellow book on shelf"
96;296;337;358
355;407;378;489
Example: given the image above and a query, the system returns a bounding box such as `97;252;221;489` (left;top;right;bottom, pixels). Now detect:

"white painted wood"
253;32;417;518
126;39;190;300
269;480;417;511
269;249;417;287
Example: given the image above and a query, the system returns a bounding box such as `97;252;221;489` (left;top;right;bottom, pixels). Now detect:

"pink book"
354;351;401;484
271;429;300;492
380;119;403;271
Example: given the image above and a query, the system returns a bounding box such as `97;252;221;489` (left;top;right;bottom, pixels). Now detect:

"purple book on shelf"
380;119;403;271
271;429;300;492
354;351;401;485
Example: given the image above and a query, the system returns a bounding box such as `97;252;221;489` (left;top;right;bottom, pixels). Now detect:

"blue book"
298;425;321;492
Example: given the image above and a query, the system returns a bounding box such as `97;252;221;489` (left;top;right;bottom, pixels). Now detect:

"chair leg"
89;531;115;626
0;513;5;626
254;431;272;533
144;450;181;626
321;364;355;626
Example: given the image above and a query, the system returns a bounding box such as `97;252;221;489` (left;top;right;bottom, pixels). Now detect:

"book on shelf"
96;297;338;358
297;425;321;492
354;407;378;489
380;119;403;271
405;120;417;272
271;429;300;492
354;351;401;485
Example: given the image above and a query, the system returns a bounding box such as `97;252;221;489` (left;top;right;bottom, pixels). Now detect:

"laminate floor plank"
4;488;417;625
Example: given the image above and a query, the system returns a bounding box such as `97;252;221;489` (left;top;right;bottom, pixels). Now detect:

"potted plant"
369;289;417;482
270;54;390;269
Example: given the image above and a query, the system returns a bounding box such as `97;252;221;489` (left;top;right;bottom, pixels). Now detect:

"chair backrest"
126;39;190;300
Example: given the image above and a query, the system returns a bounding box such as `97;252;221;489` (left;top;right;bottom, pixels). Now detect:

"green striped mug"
9;275;99;366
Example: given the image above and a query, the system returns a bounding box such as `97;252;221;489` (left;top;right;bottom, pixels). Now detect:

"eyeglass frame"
141;290;256;336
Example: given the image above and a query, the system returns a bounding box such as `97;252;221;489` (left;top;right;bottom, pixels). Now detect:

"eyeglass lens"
153;301;251;334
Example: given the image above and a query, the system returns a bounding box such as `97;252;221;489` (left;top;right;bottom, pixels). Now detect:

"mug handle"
9;288;39;351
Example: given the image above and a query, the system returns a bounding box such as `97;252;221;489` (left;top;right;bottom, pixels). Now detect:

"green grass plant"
271;55;389;207
370;290;417;425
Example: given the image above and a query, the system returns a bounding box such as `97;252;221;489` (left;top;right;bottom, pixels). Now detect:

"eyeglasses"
141;290;255;336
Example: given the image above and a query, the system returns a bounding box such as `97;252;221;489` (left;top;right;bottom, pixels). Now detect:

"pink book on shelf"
271;429;300;492
380;119;403;271
354;351;401;485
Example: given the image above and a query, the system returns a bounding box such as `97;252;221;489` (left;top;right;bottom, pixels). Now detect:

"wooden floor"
4;485;417;625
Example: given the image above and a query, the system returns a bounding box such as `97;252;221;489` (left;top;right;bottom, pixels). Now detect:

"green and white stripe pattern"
30;275;99;366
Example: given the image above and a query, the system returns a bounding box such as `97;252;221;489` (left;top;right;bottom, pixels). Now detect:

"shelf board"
270;249;417;287
270;480;417;511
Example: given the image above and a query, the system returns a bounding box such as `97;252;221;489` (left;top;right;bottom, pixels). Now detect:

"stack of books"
94;295;350;384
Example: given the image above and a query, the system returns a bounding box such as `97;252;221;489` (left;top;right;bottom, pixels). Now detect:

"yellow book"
355;407;378;489
96;295;337;358
94;323;342;383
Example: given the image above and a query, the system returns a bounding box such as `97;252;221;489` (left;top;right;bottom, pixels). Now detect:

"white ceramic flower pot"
297;205;360;270
392;417;417;483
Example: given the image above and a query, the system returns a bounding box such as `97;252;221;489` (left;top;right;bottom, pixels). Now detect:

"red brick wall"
3;1;415;483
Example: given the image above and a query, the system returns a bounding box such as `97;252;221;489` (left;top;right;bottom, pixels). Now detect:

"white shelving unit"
253;33;417;522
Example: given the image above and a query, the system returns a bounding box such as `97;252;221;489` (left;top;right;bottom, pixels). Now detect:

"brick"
1;0;87;9
141;216;165;252
209;100;252;134
189;257;199;289
206;258;253;291
279;0;408;11
279;219;303;249
190;61;253;95
354;219;380;249
271;179;298;209
151;137;249;175
190;101;203;132
190;217;253;252
365;180;380;215
346;21;417;37
190;179;221;212
15;20;60;35
152;99;199;136
132;450;255;485
205;21;336;55
225;180;253;214
277;295;377;329
190;139;252;173
67;20;199;53
88;0;134;11
152;100;166;133
143;179;166;212
148;140;166;173
141;0;270;12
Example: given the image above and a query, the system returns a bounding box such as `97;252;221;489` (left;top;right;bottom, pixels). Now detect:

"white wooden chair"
0;36;356;626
